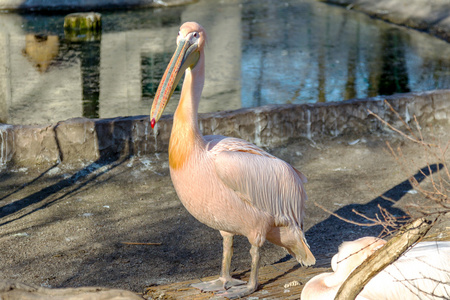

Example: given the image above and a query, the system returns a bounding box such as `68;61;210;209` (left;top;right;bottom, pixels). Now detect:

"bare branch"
368;109;420;145
314;202;383;227
313;104;449;299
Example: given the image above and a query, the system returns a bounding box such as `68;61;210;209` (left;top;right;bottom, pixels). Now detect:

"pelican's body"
171;134;312;253
301;237;450;300
150;22;315;298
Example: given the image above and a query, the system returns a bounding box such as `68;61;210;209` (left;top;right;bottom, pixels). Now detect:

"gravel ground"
1;0;450;298
1;123;449;298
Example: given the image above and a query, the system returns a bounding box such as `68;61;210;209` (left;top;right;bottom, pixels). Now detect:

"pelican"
301;237;450;300
149;22;315;298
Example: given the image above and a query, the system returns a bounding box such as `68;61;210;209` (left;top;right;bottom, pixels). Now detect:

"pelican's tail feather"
267;226;316;266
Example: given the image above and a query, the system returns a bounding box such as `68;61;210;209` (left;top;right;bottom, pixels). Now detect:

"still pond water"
1;0;450;125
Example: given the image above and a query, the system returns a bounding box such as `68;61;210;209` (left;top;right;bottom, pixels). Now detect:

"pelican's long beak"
150;38;200;128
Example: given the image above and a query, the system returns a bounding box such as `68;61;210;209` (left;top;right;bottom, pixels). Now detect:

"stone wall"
1;90;449;167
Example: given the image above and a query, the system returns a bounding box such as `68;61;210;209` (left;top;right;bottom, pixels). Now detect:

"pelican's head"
331;237;386;273
150;22;207;128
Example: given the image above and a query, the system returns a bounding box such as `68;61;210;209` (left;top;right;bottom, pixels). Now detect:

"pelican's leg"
216;245;260;299
191;231;246;292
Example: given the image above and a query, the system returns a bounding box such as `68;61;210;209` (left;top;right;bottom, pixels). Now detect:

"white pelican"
301;236;450;300
149;22;315;298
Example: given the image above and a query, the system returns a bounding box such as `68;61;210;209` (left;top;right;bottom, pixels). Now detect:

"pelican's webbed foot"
191;277;246;292
215;283;258;299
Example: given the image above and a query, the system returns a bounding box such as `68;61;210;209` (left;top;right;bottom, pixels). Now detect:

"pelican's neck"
174;67;203;132
169;54;205;170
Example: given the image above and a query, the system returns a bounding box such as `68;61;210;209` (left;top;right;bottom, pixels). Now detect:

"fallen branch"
334;217;437;300
121;242;162;246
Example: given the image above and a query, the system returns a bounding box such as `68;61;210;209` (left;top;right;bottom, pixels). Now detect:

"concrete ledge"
0;0;195;12
1;90;450;167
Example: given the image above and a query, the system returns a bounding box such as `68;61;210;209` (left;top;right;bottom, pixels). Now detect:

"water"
1;0;450;125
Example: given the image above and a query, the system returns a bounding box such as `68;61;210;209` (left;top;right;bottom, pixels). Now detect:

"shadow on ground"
305;164;441;257
0;131;447;295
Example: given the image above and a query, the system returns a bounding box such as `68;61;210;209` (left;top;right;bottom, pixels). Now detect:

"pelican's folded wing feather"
207;137;307;228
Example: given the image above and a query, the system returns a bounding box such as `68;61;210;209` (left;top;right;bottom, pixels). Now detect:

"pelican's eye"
193;32;198;38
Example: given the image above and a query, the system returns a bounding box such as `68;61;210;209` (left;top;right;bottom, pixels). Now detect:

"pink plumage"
149;22;315;299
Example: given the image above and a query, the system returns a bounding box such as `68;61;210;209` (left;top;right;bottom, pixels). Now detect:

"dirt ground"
1;0;450;298
1;121;449;298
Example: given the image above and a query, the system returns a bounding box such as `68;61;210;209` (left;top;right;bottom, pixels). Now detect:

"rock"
64;12;102;42
64;12;102;31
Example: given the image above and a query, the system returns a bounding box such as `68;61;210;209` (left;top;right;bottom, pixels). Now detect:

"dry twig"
316;101;449;299
121;242;162;246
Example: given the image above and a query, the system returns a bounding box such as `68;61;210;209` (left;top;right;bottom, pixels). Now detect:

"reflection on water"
377;29;410;95
23;34;59;72
79;39;101;118
1;0;450;125
240;1;445;106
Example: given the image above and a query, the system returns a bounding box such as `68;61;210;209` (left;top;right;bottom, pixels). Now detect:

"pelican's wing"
360;241;450;299
206;136;307;228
